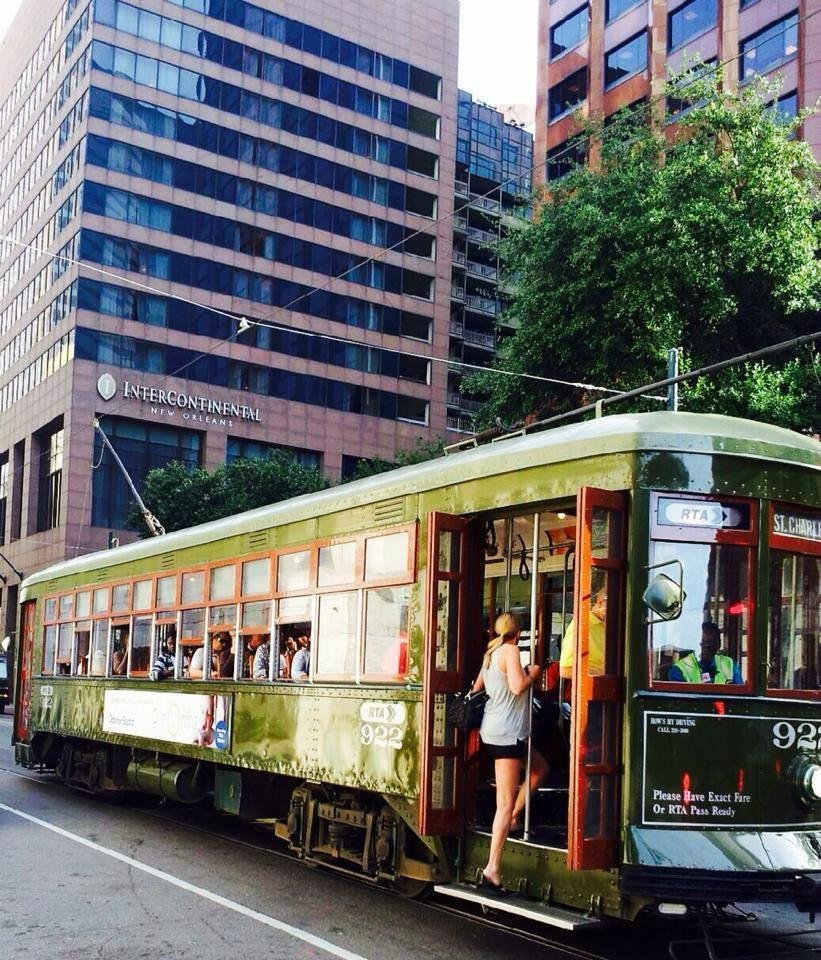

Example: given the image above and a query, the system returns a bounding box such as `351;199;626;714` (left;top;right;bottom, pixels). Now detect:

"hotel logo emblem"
96;373;117;401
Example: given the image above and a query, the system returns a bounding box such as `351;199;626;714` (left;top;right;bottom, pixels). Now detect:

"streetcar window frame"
765;501;820;700
647;492;757;693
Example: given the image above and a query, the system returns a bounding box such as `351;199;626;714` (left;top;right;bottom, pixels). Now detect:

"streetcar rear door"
13;599;36;743
568;488;627;870
419;512;476;835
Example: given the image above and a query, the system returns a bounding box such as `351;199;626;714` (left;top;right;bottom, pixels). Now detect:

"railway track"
1;761;818;960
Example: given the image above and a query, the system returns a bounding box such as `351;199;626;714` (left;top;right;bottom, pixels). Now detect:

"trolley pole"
666;348;679;412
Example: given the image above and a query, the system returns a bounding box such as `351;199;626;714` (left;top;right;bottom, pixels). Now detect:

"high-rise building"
0;0;459;626
448;91;533;433
535;0;820;183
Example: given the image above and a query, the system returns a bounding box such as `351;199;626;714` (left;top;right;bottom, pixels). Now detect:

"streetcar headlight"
806;765;821;802
790;755;821;806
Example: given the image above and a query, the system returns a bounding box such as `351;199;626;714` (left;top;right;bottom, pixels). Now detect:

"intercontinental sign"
96;373;262;427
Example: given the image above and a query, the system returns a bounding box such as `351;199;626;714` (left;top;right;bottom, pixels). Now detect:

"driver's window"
649;541;751;685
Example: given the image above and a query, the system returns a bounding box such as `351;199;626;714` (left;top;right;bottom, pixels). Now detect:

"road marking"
0;800;370;960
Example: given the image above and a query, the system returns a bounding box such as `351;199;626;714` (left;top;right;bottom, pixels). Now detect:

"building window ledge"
549;39;587;64
548;100;587;125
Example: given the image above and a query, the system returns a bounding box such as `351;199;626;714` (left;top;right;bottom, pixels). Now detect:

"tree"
129;452;329;535
470;73;820;433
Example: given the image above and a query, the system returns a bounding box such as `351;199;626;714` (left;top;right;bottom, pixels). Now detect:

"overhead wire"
0;7;816;556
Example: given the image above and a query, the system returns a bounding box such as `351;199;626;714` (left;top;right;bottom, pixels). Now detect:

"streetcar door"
568;488;627;871
14;600;36;744
419;512;471;835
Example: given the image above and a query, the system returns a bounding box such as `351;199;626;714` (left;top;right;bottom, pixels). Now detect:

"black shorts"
484;739;527;761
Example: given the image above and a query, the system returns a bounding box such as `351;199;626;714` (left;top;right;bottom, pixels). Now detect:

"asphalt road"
0;713;818;960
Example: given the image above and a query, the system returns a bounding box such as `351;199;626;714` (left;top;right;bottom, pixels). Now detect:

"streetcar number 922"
772;721;821;750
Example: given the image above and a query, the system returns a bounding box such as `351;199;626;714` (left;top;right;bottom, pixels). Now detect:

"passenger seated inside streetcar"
291;635;310;680
246;633;269;679
111;625;130;676
278;634;297;679
210;632;234;678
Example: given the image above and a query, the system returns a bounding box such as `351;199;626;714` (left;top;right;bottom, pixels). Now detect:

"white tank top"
479;644;530;745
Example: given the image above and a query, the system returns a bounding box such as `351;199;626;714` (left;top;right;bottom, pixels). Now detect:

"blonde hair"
483;611;521;670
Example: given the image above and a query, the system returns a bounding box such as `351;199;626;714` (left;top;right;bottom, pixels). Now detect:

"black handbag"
446;689;488;731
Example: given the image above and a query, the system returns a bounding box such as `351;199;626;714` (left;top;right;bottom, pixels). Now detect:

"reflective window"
93;587;110;613
181;607;205;640
649;542;750;685
56;626;71;674
279;595;312;622
316;591;357;676
112;583;130;612
210;565;236;601
668;0;717;50
318;542;357;587
76;591;91;618
365;532;410;581
768;551;819;693
605;0;644;22
156;575;177;609
133;580;152;610
548;68;587;121
551;6;588;59
277;551;311;592
363;586;409;677
182;571;205;604
605;31;648;88
90;620;109;676
73;621;91;675
740;13;798;80
131;616;152;674
242;558;270;596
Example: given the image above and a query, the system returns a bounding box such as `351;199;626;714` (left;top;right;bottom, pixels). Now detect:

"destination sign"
657;497;750;530
772;508;821;543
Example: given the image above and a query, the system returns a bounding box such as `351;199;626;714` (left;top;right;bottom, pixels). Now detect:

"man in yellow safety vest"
668;621;742;684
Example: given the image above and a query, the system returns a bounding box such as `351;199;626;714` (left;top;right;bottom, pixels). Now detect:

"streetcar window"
112;583;130;613
649;542;751;685
278;595;312;622
318;542;357;588
768;552;820;693
364;532;410;581
315;591;357;677
210;565;236;601
76;591;91;618
242;557;270;596
73;621;90;675
56;623;73;674
181;608;205;642
44;598;57;622
241;602;272;680
111;624;130;676
182;571;205;604
131;616;152;674
277;550;311;592
156;575;177;609
209;604;236;631
93;588;110;614
42;625;57;675
90;620;109;675
363;586;409;678
133;580;152;611
59;595;74;620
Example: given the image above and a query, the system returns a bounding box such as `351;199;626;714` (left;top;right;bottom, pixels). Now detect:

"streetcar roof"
23;412;820;589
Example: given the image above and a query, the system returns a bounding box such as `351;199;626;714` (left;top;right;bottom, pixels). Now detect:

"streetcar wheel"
393;876;432;900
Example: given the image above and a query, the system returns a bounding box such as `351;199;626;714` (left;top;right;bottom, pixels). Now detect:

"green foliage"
470;73;820;433
342;438;446;481
128;452;329;535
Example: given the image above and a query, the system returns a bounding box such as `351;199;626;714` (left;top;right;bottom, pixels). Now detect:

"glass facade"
94;2;441;139
740;13;799;81
87;93;436;218
84;139;434;259
74;329;429;426
605;32;648;88
160;0;441;99
226;438;321;469
605;0;645;22
88;47;438;177
668;0;717;51
92;418;202;529
551;6;588;60
549;68;588;121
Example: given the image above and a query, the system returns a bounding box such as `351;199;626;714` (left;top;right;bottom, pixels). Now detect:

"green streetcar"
11;412;821;927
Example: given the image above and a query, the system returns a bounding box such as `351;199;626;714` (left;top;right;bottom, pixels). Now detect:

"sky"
0;0;537;113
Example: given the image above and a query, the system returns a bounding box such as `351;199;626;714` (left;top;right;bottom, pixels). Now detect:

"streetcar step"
433;883;601;930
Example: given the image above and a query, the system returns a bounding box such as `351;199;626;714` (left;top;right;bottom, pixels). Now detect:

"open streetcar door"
419;512;472;835
14;600;36;744
568;488;627;871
